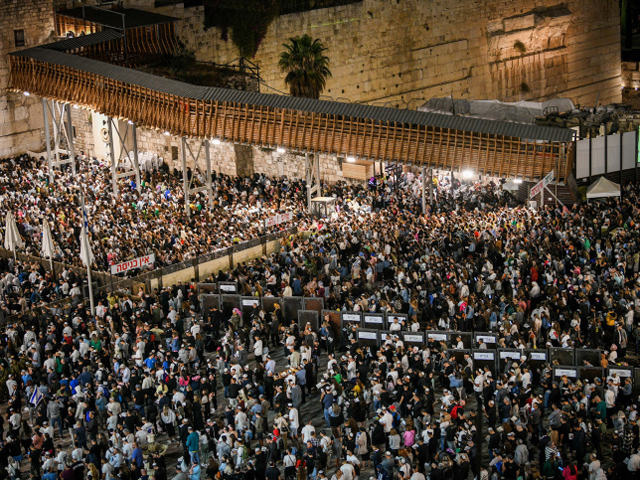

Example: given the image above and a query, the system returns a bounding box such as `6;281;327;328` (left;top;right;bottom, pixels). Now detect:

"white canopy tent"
586;177;620;201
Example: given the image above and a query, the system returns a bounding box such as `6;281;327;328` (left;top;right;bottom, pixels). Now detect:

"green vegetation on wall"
203;0;281;58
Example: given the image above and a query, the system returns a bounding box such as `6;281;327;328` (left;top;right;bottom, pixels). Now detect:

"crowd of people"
0;150;639;480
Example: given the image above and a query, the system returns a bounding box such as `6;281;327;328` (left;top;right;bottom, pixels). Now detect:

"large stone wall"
0;0;55;157
133;0;622;108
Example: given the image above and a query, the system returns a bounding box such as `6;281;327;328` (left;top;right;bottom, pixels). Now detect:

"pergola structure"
8;22;575;212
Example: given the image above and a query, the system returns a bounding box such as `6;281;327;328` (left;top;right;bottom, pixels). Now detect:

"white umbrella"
4;212;24;260
41;219;56;277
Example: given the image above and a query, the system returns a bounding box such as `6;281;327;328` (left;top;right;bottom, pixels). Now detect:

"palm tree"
278;34;331;99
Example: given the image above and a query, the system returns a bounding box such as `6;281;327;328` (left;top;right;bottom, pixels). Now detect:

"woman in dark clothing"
192;397;205;431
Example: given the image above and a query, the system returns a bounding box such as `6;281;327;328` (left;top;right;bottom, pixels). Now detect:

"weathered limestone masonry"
134;0;622;108
0;0;55;157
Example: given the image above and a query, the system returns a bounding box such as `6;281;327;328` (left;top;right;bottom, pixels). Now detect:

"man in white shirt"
380;408;394;434
301;420;315;444
288;404;299;437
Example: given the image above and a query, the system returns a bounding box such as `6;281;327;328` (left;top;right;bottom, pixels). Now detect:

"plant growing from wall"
203;0;280;58
514;40;526;54
279;34;332;99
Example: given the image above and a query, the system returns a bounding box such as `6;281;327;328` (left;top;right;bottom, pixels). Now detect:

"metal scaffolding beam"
181;137;213;218
305;153;321;211
42;99;76;182
106;117;140;197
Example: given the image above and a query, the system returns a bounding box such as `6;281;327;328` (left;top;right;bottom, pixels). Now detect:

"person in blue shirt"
131;443;144;468
42;467;57;480
144;355;157;370
185;426;199;464
189;459;201;480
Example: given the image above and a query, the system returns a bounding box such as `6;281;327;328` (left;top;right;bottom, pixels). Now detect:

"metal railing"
0;225;298;323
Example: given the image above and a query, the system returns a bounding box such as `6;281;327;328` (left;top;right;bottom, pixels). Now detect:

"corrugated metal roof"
41;30;124;51
10;47;574;143
56;6;177;30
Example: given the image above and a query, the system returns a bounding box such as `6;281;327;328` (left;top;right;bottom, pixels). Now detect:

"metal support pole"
107;117;117;197
43;98;53;185
429;169;434;205
620;132;624;199
65;103;76;174
315;153;321;197
181;137;190;217
589;136;592;183
633;129;640;182
81;193;95;316
305;153;312;211
205;139;213;209
132;123;141;192
421;166;426;214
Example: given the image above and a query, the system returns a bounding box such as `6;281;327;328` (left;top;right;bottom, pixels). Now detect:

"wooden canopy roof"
8;47;574;181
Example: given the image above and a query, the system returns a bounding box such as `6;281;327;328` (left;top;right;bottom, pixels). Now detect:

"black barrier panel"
526;349;548;385
201;294;221;312
475;333;498;349
550;348;575;366
322;310;342;341
449;349;471;365
498;349;524;374
197;283;217;295
426;331;449;348
452;332;473;350
342;312;363;330
241;297;261;317
262;297;283;314
401;332;425;347
218;281;238;294
576;349;601;367
304;297;324;315
581;367;604;383
283;297;304;326
298;310;319;331
221;294;241;319
357;329;379;348
386;313;408;330
379;331;393;346
607;367;634;388
634;369;640;397
553;366;579;381
363;313;385;330
473;351;497;376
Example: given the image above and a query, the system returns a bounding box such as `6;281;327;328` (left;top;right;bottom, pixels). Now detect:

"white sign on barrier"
555;368;577;378
364;316;384;324
278;212;293;224
474;352;495;360
609;369;632;378
219;284;237;293
530;352;547;361
343;314;361;322
358;332;377;340
476;335;496;343
499;351;522;360
428;334;448;341
111;254;155;275
264;216;279;228
404;335;423;343
242;299;259;306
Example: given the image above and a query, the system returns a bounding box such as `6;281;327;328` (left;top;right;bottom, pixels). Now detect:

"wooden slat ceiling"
8;54;573;181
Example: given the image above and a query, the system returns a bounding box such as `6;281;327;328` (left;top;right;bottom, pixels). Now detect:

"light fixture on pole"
212;137;221;145
23;91;30;97
163;131;170;136
346;156;356;163
276;146;286;154
513;177;523;184
462;169;474;179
